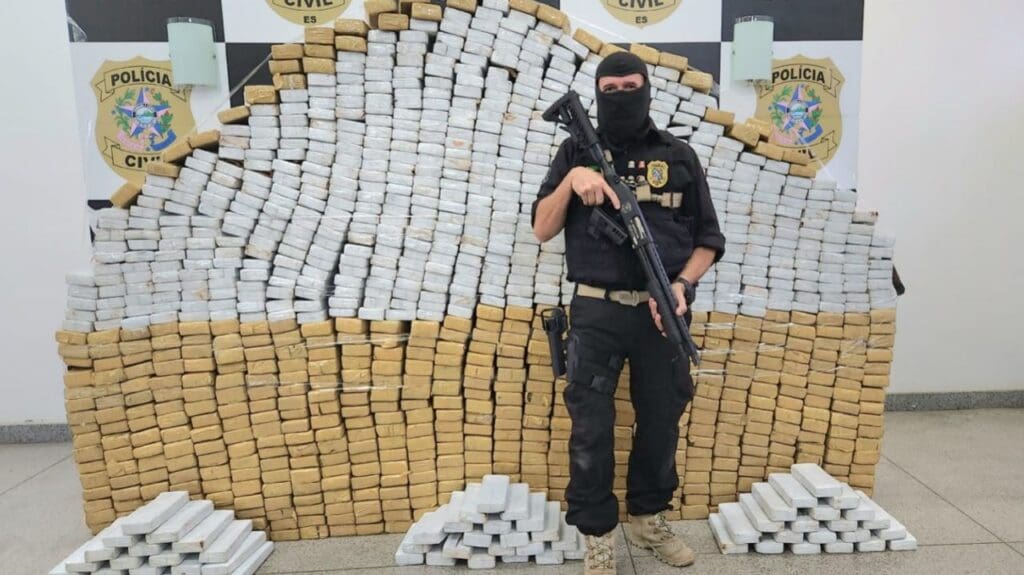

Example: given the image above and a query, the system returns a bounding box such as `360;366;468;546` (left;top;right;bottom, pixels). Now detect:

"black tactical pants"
564;294;695;536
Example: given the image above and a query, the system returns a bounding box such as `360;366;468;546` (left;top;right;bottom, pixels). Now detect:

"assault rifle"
542;91;701;366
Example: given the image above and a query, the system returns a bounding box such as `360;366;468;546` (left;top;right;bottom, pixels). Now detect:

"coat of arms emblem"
756;55;845;166
91;56;195;184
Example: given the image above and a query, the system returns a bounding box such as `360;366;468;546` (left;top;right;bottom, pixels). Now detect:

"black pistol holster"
542;308;568;378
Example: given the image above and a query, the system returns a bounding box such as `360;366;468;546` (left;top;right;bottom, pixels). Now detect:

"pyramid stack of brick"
56;0;897;541
50;492;274;575
709;463;916;555
395;474;585;568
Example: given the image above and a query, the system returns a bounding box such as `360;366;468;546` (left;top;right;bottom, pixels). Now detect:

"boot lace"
652;513;675;542
585;534;615;569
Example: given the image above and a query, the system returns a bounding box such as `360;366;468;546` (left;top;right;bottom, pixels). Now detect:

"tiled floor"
4;409;1023;575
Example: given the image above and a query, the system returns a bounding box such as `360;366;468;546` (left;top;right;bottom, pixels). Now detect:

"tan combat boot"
583;532;616;575
624;512;695;567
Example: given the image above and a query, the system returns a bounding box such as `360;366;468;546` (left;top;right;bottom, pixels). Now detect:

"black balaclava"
595;51;652;147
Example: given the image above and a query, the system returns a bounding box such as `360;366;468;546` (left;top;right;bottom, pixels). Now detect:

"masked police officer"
532;52;725;574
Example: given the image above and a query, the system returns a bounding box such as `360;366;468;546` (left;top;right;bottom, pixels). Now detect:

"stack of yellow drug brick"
669;309;894;520
56;306;894;537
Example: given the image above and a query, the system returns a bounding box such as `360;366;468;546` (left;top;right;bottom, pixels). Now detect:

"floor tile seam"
0;452;73;498
619;522;638;566
880;453;1008;544
261;566;383;574
687;541;1007;557
261;571;348;574
916;541;1014;548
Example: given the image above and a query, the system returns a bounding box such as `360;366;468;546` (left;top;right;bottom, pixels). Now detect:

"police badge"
647;160;669;189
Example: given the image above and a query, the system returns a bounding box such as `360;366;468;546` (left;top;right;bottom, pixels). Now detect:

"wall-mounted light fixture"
732;16;774;83
167;17;218;87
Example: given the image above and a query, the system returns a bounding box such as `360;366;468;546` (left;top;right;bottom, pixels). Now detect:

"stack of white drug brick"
395;475;584;568
709;463;916;555
50;492;274;575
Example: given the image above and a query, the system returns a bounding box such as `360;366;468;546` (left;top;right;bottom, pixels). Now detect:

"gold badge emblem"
91;56;195;185
603;0;682;28
647;160;669;189
266;0;352;26
755;55;846;166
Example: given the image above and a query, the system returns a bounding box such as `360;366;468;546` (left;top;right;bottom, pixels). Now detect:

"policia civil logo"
266;0;352;25
91;56;195;185
603;0;682;28
755;55;846;165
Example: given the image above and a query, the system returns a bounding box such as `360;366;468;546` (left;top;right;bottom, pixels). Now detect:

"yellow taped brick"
244;85;278;105
411;2;442;21
268;60;302;75
599;44;625;58
110;182;142;208
659;52;688;72
573;28;602;54
188;129;219;150
790;163;818;179
755;141;786;161
377;13;409;30
727;123;760;148
304;27;336;45
365;0;398;24
703;108;735;126
272;44;305;59
509;0;538;15
681;70;713;93
336;35;368;52
145;162;180;178
335;19;370;36
629;44;660;65
273;74;307;91
217;105;250;125
536;4;568;29
746;117;773;140
302;57;335;74
783;148;812;166
305;43;335;59
160;140;192;164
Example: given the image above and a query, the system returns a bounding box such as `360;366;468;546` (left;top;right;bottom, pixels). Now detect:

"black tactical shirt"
531;124;726;291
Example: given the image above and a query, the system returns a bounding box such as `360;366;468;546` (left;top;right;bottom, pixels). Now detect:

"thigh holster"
566;331;625;396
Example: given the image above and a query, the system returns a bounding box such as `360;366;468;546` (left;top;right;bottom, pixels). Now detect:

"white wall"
0;1;1020;425
0;0;92;424
859;0;1024;393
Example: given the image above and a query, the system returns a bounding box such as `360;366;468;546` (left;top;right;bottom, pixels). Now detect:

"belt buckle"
614;290;642;306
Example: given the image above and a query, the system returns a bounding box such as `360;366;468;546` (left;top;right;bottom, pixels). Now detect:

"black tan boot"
583;531;616;574
624;512;695;567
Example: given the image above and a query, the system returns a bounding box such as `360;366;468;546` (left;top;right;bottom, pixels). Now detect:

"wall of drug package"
55;0;898;542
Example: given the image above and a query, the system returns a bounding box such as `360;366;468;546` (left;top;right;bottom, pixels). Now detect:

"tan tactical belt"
576;283;650;307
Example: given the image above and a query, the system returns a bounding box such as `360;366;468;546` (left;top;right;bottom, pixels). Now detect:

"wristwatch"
674;276;696;305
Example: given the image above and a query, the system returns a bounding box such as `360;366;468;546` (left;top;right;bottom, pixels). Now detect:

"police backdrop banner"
63;0;864;206
68;41;232;223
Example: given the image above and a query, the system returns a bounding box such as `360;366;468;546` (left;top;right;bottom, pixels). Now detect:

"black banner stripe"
721;0;864;42
66;0;226;43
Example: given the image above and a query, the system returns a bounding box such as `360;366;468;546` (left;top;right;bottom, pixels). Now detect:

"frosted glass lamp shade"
167;17;218;86
732;16;774;82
